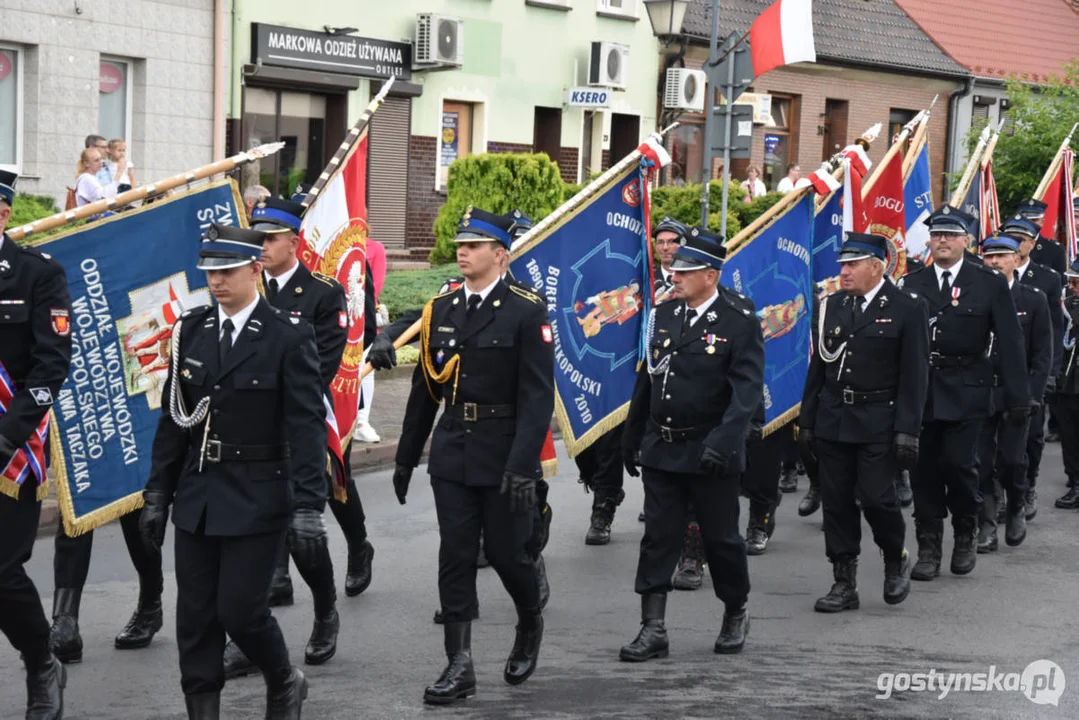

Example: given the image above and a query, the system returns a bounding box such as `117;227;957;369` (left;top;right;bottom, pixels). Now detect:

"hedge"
379;263;462;321
9;194;60;239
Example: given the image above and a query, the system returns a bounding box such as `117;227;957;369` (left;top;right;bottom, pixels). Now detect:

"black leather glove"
1003;405;1032;426
139;491;170;552
287;507;328;557
698;445;729;476
501;472;537;514
797;427;817;466
894;432;919;471
621;446;641;478
392;464;412;505
368;332;397;370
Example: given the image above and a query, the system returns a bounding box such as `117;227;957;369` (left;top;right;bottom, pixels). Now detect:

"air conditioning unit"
589;42;629;89
664;68;706;112
415;14;464;67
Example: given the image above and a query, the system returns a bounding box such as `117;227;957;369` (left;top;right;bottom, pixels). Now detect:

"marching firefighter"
1054;259;1079;509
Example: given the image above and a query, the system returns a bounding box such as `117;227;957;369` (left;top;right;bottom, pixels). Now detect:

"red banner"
863;151;908;278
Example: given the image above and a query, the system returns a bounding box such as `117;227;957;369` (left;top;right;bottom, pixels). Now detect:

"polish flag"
1039;148;1077;263
749;0;817;77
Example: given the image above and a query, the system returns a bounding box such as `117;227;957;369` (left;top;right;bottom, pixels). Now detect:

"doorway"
242;87;332;198
609;113;640;165
822;99;849;162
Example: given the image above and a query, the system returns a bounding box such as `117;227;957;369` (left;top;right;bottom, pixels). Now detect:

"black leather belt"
839;387;896;405
648;418;708;442
204;440;289;464
444;402;516;422
930;352;984;368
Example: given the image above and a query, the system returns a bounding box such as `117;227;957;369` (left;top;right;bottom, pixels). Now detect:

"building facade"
227;0;660;255
0;0;219;209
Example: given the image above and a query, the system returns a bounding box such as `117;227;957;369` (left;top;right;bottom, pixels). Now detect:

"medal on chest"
951;287;961;307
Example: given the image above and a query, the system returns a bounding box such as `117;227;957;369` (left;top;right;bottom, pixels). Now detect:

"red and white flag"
862;149;908;279
979;159;1000;242
750;0;816;77
1038;148;1077;263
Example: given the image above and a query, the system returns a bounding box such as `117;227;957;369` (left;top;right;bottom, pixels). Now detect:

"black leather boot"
535;555;550;610
619;593;669;662
344;539;374;597
814;557;859;612
672;522;704;591
424;622;476;705
883;549;912;605
184;691;220;720
25;654;65;720
745;501;772;556
305;597;340;666
911;518;943;581
223;640;258;679
268;548;294;608
1055;483;1079;508
896;470;914;508
996;493;1007;524
476;530;489;568
1024;488;1038;521
798;482;821;517
504;606;543;685
49;588;83;664
778;465;798;493
114;587;163;650
585;489;624;546
1005;492;1028;547
535;502;553;553
715;604;749;654
977;494;998;554
950;515;978;575
433;604;479;625
265;666;307;720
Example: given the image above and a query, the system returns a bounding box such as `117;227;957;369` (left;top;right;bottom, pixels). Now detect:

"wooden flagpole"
1034;123;1078;200
7;142;286;243
948;123;993;207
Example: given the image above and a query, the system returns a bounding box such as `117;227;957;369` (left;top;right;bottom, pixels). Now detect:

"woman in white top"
74;147;123;206
105;139;136;192
740;165;767;199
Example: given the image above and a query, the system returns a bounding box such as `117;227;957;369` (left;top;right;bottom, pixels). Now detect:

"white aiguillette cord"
817;295;849;375
167;320;212;471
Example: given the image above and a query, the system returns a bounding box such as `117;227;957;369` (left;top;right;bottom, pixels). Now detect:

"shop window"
666;121;703;185
99;57;132;144
0;46;21;170
242;87;329;198
439;101;475;188
763;94;800;191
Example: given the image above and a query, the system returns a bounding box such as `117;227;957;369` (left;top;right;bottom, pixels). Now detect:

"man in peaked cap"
1003;212;1065;520
975;233;1051;552
0;169;70;718
393;206;554;704
1017;198;1067;276
1053;258;1079;509
800;232;927;614
898;205;1028;582
621;226;762;661
139;223;324;718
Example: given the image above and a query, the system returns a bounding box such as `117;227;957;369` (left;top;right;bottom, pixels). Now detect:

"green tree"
964;62;1079;217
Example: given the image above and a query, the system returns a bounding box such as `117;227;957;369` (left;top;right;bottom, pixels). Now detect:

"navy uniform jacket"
1030;238;1067;277
265;263;347;391
624;288;765;475
900;261;1028;421
396;279;555;485
145;299;327;536
0;236;73;451
990;282;1052;411
1060;296;1079;395
800;282;929;444
1019;261;1065;375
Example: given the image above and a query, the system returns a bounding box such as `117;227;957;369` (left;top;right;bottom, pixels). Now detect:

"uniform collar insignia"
673;305;682;317
706;310;718;323
0;259;9;272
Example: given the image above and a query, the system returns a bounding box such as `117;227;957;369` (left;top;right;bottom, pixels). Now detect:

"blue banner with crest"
813;191;843;294
36;181;243;535
722;192;815;432
510;164;651;455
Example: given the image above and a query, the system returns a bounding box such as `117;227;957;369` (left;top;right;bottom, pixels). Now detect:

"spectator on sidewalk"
243;184;271;221
741;166;767;200
74;147;122;207
105;139;136;193
776;164;801;194
354;237;387;443
84;134;112;186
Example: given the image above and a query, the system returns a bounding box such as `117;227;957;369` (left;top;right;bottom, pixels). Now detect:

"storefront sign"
99;63;123;94
441;112;460;167
566;87;611;109
252;23;412;81
0;52;12;82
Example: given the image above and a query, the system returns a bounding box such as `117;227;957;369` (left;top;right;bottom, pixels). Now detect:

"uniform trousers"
913;419;983;520
815;439;905;560
431;477;538;624
976;412;1030;502
175;525;290;695
53;506;162;596
741;431;782;506
0;480;51;668
779;426;800;471
1025;404;1046;489
1056;394;1079;485
636;467;749;608
573;422;625;494
333;441;367;544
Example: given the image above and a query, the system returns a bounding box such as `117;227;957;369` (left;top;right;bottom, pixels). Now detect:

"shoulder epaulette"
509;284;542;304
721;287;756;316
18;243;60;265
180;305;213;321
311;271;341;288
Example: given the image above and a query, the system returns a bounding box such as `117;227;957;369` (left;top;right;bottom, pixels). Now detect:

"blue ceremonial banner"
813;191;843;293
904;142;934;260
510;164;651;455
38;181;244;535
723;192;815;432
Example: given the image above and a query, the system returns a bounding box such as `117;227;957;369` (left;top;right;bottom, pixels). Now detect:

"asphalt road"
2;441;1078;719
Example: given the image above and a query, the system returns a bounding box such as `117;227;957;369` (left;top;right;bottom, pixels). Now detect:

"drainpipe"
212;0;227;159
944;75;975;190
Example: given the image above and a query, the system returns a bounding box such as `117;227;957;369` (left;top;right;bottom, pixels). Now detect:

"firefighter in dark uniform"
619;227;762;661
220;197;355;677
0;170;68;718
898;206;1028;581
1005;213;1065;521
1019;198;1067;277
741;401;782;555
391;207;554;704
139;224;325;719
1054;259;1079;509
975;232;1052;552
799;232;927;612
797;291;827;516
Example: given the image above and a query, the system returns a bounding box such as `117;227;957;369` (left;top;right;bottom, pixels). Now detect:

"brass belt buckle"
205;439;222;463
463;402;478;422
842;388;855;405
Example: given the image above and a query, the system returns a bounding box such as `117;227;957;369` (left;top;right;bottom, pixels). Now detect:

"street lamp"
643;0;691;41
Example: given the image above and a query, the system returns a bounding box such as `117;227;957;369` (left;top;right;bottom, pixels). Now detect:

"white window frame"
526;0;572;9
0;43;24;174
597;0;637;18
99;55;134;146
